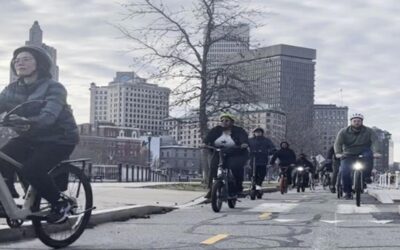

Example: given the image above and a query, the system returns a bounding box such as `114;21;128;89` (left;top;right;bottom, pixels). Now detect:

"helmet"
350;113;364;120
253;127;264;134
219;113;235;122
11;45;53;78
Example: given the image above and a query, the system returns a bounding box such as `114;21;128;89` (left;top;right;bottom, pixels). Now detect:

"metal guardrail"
87;163;171;183
378;171;400;189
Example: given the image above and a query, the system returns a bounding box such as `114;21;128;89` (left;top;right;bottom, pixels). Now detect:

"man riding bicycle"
203;113;249;199
334;113;380;199
293;153;315;188
248;127;276;190
0;45;79;223
270;141;296;186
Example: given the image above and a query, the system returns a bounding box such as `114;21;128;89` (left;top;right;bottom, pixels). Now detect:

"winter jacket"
270;142;296;166
296;158;315;173
248;136;276;165
334;125;379;156
0;78;79;145
204;125;249;156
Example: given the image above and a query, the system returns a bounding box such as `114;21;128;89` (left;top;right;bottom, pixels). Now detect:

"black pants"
208;152;247;194
255;165;267;186
0;137;75;205
331;159;340;188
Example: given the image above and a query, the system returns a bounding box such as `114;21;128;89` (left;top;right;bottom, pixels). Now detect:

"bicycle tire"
32;164;93;248
211;181;224;212
228;198;236;208
355;171;362;207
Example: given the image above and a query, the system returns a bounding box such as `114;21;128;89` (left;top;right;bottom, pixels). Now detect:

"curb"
367;190;394;204
199;186;278;204
0;205;175;243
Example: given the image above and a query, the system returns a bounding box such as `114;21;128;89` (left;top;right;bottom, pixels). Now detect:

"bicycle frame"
0;151;39;220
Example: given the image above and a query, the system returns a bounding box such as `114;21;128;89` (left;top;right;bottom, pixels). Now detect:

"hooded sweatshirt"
270;142;296;166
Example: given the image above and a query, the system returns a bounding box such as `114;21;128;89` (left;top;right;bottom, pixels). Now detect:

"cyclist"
270;141;296;187
248;127;276;191
0;45;79;223
293;153;314;188
325;146;340;193
334;113;380;199
203;113;249;199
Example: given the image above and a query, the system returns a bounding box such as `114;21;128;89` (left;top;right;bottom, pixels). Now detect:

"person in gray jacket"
0;45;79;223
334;113;381;199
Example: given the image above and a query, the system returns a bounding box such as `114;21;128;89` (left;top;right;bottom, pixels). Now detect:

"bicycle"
336;155;366;206
205;145;239;213
278;165;290;195
321;170;331;190
0;100;95;248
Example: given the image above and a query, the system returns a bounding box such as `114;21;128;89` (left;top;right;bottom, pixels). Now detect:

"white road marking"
321;220;344;224
336;204;379;214
274;219;297;222
247;203;298;213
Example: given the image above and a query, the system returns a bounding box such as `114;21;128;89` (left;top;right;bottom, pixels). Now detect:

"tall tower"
223;44;317;154
10;21;59;82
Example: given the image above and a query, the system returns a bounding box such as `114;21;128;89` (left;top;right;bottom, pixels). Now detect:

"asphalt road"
2;186;400;250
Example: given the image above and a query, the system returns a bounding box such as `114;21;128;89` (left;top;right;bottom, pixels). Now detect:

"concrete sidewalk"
367;184;400;204
90;182;206;209
0;182;207;243
0;181;278;243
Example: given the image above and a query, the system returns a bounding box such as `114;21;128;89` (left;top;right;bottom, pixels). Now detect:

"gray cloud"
0;0;399;160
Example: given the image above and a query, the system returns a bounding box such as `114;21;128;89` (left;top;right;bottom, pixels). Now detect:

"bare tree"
115;0;265;140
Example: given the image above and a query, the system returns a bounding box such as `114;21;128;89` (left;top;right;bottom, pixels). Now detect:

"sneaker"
46;198;72;224
344;193;352;200
255;185;262;191
329;186;336;194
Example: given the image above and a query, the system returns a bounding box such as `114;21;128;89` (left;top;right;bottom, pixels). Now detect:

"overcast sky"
0;0;399;160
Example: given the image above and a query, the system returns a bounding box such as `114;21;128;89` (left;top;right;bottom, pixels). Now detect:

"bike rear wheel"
280;176;287;194
211;181;224;212
228;198;236;208
337;171;343;199
354;171;362;207
32;164;93;248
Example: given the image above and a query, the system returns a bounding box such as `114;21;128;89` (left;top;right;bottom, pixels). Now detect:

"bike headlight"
353;162;364;170
297;166;304;171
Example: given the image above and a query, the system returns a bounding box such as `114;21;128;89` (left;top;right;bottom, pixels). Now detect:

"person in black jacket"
294;153;315;187
326;146;340;193
0;45;79;223
203;113;249;198
270;141;296;185
248;128;276;189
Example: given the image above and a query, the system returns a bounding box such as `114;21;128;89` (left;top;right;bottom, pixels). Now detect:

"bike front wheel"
354;171;362;207
32;164;93;248
211;181;224;212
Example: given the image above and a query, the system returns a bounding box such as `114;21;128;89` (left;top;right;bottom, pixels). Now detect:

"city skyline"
0;0;398;160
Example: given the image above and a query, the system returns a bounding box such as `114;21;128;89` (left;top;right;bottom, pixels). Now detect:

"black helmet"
11;45;52;78
253;127;264;134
